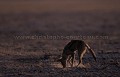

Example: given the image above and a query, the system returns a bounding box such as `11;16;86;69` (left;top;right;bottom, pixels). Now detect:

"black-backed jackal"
57;40;96;68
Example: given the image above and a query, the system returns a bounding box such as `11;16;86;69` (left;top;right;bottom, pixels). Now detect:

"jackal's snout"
57;58;66;68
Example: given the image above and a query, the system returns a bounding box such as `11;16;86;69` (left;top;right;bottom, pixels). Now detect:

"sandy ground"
0;11;120;77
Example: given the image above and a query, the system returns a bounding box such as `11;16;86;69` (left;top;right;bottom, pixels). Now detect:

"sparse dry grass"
0;11;120;77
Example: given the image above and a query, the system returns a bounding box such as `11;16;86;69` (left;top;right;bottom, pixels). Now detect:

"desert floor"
0;11;120;77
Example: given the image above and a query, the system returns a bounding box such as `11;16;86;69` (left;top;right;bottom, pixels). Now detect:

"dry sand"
0;3;120;76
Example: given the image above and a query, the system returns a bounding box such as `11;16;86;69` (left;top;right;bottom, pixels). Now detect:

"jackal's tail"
85;43;96;61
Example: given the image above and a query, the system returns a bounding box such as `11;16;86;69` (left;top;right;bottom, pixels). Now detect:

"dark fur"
58;40;96;68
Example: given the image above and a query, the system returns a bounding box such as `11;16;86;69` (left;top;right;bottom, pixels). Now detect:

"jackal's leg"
71;53;75;67
77;48;86;67
67;55;72;66
67;53;75;67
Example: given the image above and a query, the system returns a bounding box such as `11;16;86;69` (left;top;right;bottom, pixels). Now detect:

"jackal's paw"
84;63;91;68
77;63;86;68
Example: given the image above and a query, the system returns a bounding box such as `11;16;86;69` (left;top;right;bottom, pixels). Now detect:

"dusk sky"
0;0;120;13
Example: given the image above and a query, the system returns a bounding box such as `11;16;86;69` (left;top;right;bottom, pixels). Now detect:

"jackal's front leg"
67;53;75;67
71;53;75;67
67;56;72;67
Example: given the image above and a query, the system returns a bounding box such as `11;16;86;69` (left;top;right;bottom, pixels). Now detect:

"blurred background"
0;0;120;50
0;0;119;51
0;0;120;35
0;0;120;12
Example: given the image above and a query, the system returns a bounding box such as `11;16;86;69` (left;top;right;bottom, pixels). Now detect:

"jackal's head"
57;57;66;68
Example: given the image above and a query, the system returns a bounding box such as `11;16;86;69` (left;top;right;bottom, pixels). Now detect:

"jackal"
57;40;96;68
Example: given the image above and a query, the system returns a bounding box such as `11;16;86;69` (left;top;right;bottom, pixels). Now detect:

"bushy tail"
85;43;96;61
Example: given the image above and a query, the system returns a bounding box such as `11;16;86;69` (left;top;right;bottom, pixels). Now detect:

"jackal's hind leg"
77;48;86;68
